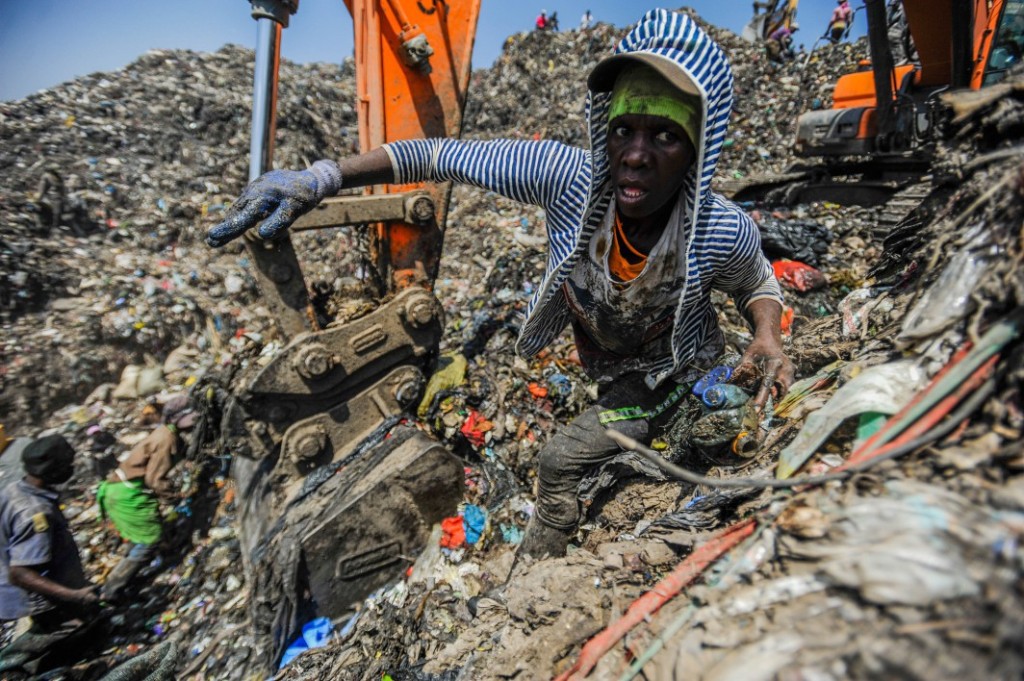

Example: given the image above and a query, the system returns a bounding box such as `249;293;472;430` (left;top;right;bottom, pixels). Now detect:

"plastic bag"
772;260;828;292
899;232;994;342
279;617;334;668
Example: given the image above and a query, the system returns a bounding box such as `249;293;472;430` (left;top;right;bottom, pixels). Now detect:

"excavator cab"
980;0;1024;85
723;0;1024;206
222;0;480;668
796;0;1019;159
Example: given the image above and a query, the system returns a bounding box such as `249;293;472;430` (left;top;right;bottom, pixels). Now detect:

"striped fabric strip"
382;9;783;387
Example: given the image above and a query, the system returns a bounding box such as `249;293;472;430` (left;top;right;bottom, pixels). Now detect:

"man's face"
607;114;696;224
43;459;74;487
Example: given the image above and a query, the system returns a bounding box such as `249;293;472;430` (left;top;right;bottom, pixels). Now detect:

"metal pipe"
865;0;896;147
243;0;311;337
250;17;282;180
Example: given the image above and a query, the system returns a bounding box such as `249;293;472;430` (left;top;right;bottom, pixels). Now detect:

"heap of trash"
0;8;1021;681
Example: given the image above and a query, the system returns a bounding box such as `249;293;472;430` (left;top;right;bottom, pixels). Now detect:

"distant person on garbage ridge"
766;22;798;63
205;9;794;563
829;0;853;44
96;395;196;600
0;434;102;676
548;11;560;31
535;10;548;31
34;169;64;235
580;9;593;30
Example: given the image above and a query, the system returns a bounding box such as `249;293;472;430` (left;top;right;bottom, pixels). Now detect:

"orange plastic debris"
440;515;466;548
460;410;493;446
780;305;795;335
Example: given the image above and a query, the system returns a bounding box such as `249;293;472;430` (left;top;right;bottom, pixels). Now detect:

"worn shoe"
515;517;572;562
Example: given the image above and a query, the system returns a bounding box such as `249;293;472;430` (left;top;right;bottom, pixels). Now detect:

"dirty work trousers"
534;373;687;532
102;542;160;601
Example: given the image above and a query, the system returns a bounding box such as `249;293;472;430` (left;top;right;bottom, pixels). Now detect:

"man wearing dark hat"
96;395;196;600
0;434;101;674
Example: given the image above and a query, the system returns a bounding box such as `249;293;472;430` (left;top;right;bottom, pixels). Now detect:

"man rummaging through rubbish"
205;9;794;563
96;395;196;600
0;434;103;677
766;22;798;63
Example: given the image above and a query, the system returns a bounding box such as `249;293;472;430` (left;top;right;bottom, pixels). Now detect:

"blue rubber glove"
206;160;342;247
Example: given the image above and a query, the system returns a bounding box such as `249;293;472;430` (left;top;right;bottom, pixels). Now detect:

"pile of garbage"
0;9;1021;681
0;45;361;426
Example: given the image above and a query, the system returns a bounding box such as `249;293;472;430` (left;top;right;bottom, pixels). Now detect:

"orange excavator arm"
242;0;480;336
227;6;482;665
343;0;480;290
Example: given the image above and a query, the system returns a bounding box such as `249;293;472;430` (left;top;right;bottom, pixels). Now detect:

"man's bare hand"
72;585;101;606
733;336;795;412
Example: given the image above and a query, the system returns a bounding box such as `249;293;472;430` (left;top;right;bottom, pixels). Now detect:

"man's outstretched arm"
206;149;394;247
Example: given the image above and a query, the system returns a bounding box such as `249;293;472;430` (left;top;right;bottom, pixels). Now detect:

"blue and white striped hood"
586;8;733;239
515;9;745;385
382;12;778;385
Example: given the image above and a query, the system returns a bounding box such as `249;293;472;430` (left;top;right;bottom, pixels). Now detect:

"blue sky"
0;1;863;102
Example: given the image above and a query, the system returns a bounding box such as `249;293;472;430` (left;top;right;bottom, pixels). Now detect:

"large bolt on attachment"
393;378;422;406
290;424;327;462
406;195;435;224
403;295;435;328
293;344;335;379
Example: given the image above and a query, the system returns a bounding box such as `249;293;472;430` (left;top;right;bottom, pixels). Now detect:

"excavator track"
871;178;933;240
721;156;932;208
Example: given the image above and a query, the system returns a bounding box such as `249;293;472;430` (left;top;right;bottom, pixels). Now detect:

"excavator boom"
226;0;480;670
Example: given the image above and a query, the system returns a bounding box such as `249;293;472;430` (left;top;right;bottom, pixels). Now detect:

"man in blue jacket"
0;435;102;675
207;9;794;561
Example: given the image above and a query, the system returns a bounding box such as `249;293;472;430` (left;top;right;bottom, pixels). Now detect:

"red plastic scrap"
772;259;828;292
554;518;757;681
460;410;493;446
440;515;466;548
527;382;549;399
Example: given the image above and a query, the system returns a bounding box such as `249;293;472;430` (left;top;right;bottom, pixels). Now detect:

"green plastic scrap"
776;360;927;479
855;411;888;448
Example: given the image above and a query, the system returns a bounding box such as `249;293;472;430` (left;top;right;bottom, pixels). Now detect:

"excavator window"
985;0;1024;85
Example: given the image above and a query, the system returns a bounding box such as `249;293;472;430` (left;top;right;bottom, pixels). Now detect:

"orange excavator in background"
732;0;1024;205
223;0;480;669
